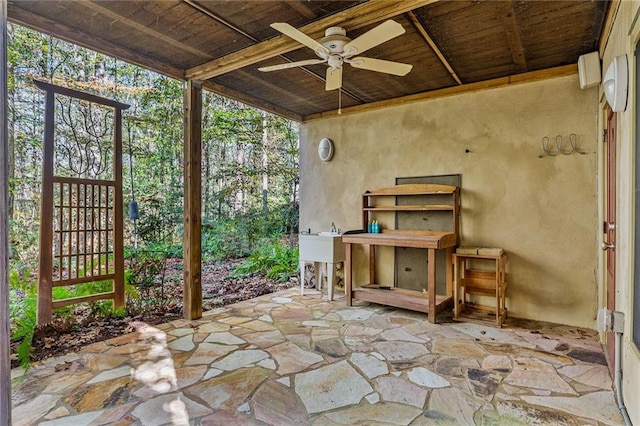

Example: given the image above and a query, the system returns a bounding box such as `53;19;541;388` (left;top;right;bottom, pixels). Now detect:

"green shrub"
9;270;37;370
126;249;169;314
231;240;298;283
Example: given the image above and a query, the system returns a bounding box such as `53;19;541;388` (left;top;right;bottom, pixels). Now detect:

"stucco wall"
300;75;599;328
600;1;640;423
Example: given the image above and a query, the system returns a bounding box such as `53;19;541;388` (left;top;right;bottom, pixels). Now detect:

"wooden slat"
52;273;116;287
81;1;212;58
464;270;498;289
186;0;440;80
183;79;203;320
37;89;55;325
53;175;116;186
113;107;125;308
8;6;185;80
497;1;527;73
365;183;457;196
97;184;102;275
285;1;317;20
341;231;456;250
353;285;452;314
345;241;353;306
427;248;436;323
304;64;577;121
235;69;329;111
364;205;453;212
74;182;80;279
183;0;259;42
51;291;115;309
33;80;130;110
90;184;95;276
407;11;461;85
67;180;72;279
0;0;11;422
202;80;303;122
57;182;64;281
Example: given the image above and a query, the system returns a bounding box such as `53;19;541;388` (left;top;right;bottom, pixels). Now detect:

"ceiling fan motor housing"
320;26;351;54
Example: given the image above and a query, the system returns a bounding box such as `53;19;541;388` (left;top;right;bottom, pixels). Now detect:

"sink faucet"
331;222;337;233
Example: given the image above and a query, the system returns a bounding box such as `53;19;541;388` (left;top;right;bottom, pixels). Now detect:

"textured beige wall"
300;75;599;328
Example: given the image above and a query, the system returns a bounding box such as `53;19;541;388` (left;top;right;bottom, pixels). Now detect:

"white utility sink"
299;233;345;300
318;231;341;237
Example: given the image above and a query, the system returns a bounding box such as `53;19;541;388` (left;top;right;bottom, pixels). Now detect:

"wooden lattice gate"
35;81;130;325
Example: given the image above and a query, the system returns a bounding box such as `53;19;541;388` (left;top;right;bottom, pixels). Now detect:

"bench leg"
327;262;335;301
300;260;306;296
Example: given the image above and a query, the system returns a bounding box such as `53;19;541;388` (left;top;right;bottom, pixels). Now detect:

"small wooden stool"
453;248;508;327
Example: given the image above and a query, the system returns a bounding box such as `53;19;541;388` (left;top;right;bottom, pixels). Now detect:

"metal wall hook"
539;133;582;158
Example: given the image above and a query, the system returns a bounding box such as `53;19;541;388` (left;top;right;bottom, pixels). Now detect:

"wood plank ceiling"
7;0;609;122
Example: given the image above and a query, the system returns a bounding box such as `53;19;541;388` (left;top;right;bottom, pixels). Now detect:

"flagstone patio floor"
11;288;624;425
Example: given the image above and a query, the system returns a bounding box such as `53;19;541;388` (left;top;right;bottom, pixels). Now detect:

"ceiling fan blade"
349;57;413;76
343;20;405;56
326;67;342;91
258;58;327;72
271;22;330;57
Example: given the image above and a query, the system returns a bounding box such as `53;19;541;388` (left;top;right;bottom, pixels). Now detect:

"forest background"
7;24;300;367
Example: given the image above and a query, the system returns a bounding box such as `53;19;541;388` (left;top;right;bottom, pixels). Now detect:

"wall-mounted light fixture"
318;137;334;161
603;55;628;112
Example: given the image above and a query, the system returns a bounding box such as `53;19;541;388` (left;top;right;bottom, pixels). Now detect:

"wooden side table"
453;250;508;327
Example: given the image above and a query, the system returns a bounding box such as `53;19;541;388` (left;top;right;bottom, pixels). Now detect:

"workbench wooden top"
341;230;456;249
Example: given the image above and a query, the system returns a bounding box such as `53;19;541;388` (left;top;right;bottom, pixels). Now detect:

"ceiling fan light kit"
259;19;413;92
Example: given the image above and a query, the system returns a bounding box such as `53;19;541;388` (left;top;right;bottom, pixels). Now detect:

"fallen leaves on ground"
11;258;296;369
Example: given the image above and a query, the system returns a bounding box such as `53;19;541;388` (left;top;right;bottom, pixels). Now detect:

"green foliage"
202;219;251;260
9;270;37;370
125;250;174;315
231;240;298;283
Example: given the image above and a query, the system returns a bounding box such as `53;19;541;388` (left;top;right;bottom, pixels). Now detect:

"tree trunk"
235;141;244;213
261;112;268;225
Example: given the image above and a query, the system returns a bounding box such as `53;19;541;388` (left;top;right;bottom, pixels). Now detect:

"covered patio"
3;1;640;425
11;289;623;425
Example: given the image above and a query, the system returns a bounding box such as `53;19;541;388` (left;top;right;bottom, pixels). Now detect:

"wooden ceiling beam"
496;2;527;73
7;5;185;81
304;64;577;122
407;11;461;85
186;0;439;80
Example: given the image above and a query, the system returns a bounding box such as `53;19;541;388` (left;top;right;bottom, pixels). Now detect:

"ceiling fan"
258;20;413;91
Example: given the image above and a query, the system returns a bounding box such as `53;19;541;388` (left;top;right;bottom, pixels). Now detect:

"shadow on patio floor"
11;288;623;425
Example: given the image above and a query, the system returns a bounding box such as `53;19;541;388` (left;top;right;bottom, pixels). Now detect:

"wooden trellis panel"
35;81;129;325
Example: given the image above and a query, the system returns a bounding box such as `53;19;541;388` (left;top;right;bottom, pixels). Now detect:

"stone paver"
294;360;373;413
407;366;449;388
11;288;624;425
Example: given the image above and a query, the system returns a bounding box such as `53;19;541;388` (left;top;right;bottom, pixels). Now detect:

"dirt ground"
11;258;297;369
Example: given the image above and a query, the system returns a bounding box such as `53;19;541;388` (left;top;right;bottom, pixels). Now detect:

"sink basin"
299;233;345;263
318;231;341;237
